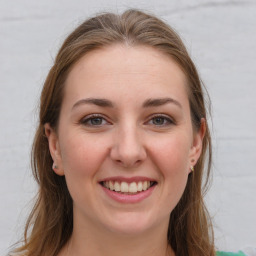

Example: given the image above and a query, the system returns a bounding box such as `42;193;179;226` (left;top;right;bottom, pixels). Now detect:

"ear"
44;123;64;176
188;118;206;172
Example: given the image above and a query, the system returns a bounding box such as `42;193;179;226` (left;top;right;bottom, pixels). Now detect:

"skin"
45;44;205;256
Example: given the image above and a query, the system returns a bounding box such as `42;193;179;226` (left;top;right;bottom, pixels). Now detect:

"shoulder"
216;251;247;256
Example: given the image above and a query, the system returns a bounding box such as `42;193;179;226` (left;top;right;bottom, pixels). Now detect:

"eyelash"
146;114;175;127
80;114;175;127
80;114;110;127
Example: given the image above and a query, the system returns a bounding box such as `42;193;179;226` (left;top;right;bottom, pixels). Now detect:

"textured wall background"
1;0;256;254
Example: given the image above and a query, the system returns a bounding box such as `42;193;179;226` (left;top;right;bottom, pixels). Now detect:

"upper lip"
99;176;157;183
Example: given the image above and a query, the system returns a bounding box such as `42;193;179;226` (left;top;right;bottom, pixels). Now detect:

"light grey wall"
1;0;256;254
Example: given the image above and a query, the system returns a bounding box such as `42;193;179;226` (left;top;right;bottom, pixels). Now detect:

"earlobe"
44;123;64;176
189;118;206;170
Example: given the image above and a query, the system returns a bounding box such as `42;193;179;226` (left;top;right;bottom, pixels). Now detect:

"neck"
61;215;174;256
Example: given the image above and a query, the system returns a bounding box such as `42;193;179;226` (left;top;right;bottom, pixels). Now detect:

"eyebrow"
72;97;182;110
142;97;182;109
72;98;114;110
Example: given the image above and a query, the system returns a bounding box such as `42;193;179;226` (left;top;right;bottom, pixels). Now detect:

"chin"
102;211;160;236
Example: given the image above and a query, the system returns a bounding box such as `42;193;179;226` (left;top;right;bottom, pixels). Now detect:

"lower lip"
101;185;156;204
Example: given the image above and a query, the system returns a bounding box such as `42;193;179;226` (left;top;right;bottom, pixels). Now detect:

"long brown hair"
10;9;214;256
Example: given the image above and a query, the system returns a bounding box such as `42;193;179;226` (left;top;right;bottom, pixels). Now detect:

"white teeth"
114;181;121;192
103;180;153;193
120;182;129;192
137;181;143;192
142;181;148;191
128;182;137;193
109;181;114;191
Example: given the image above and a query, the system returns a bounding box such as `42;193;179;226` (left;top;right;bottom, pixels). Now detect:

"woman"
9;9;246;256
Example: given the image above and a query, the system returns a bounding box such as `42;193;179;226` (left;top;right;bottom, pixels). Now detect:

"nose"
110;124;147;168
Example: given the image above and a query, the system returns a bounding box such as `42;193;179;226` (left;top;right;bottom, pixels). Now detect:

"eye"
80;114;110;127
147;115;174;126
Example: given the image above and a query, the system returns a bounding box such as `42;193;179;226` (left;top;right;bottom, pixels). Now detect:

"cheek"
59;134;108;179
151;133;191;174
149;133;191;205
58;134;109;206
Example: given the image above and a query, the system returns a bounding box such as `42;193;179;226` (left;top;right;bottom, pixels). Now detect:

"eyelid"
80;113;111;126
79;113;175;127
145;114;175;126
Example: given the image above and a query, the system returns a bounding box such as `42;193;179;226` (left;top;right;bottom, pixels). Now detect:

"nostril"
110;139;147;168
114;158;142;168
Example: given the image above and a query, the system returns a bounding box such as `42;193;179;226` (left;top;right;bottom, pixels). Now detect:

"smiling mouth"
100;180;157;194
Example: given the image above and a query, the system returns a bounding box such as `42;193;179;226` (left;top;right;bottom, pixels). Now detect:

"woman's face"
46;45;204;235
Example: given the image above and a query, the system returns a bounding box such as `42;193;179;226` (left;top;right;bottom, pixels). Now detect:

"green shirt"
216;251;247;256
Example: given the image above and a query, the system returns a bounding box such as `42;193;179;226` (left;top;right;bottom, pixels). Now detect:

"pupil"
153;117;164;125
91;118;102;125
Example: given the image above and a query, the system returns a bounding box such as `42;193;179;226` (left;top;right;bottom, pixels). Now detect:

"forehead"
63;44;188;106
